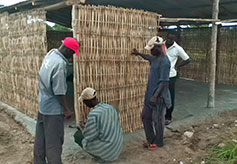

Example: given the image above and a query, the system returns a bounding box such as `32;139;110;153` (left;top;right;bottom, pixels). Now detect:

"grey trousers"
142;103;166;147
34;112;64;164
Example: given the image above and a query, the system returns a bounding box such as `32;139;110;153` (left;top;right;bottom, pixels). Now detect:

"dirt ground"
0;106;237;164
0;107;34;164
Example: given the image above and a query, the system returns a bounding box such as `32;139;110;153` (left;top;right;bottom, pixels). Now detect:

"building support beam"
44;0;83;11
160;17;219;23
207;0;220;108
160;17;237;26
221;19;237;23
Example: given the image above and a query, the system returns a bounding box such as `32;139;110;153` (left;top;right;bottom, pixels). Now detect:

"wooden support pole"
72;4;80;125
44;1;68;11
220;19;237;23
160;17;219;23
44;0;82;11
160;18;237;26
207;0;220;108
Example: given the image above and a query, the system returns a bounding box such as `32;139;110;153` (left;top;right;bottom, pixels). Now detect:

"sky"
0;0;26;6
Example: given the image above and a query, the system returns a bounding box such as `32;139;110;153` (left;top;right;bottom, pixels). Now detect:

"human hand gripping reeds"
131;48;151;61
131;48;140;56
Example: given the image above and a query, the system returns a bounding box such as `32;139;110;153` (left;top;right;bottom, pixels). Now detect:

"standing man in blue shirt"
34;37;80;164
131;36;171;149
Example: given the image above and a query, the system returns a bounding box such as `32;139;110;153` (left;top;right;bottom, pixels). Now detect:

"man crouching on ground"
74;87;124;163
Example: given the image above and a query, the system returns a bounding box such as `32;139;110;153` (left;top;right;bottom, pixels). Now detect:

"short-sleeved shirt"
144;55;171;108
166;42;190;78
39;49;69;115
82;103;124;162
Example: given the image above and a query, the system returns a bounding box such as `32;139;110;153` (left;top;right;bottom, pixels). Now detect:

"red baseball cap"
62;37;80;56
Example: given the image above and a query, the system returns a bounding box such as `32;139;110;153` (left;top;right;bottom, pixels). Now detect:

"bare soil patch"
0;107;34;164
0;106;236;164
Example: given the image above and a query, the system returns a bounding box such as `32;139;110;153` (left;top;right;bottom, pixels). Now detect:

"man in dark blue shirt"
131;36;171;149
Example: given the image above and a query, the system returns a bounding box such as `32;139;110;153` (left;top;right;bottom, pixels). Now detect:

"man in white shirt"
165;31;191;125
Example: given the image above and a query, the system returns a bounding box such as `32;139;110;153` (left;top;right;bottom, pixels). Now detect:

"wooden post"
72;4;80;125
207;0;220;108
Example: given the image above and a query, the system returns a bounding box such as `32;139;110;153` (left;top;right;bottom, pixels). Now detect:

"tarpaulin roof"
1;0;237;27
85;0;237;19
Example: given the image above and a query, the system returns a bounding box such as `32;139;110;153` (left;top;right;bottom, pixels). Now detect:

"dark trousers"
165;76;177;120
73;129;105;161
73;128;84;147
142;103;166;147
34;112;64;164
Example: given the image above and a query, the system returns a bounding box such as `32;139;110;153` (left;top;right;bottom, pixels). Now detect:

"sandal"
143;141;158;150
148;144;158;150
143;141;149;148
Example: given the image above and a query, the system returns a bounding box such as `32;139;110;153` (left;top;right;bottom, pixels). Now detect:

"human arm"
57;95;73;118
150;82;169;104
175;46;191;70
82;114;100;142
131;48;152;61
175;58;191;70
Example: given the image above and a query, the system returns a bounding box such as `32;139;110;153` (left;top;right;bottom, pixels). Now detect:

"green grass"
206;140;237;164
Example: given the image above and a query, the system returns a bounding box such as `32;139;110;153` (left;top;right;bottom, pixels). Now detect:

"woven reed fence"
72;5;160;132
160;27;237;85
0;9;47;117
216;27;237;85
179;28;211;82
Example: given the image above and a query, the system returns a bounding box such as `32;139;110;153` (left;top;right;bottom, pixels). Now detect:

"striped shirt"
82;103;124;161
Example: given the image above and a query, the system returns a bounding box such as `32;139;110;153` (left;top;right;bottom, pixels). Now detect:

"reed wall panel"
160;27;237;85
179;28;211;82
216;27;237;85
0;9;47;117
72;5;160;132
